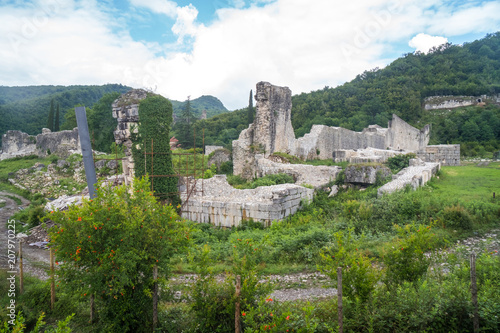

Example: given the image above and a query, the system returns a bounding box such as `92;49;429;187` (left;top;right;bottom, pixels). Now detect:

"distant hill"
0;84;131;136
171;95;228;119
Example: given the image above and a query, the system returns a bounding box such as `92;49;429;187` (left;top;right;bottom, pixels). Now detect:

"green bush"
440;204;473;230
386;153;416;173
382;224;439;286
318;229;380;301
49;177;190;332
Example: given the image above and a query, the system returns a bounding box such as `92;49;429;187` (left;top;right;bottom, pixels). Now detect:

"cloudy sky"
1;0;499;110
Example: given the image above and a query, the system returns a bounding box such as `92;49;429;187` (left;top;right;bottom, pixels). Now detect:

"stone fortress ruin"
182;81;458;226
0;82;461;227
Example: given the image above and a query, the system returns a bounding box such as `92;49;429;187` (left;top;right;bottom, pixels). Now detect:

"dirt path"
0;192;50;280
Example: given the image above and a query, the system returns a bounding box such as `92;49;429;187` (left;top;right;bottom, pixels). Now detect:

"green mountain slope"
0;84;131;136
291;32;500;137
171;95;228;119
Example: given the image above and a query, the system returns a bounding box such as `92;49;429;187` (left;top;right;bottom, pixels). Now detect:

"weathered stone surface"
180;175;313;227
1;128;81;160
232;82;344;185
332;148;403;164
1;130;37;160
253;82;295;156
256;157;341;188
207;148;231;169
205;145;224;156
112;89;148;185
423;94;500;110
35;128;80;158
344;164;391;185
417;144;460;166
377;159;440;196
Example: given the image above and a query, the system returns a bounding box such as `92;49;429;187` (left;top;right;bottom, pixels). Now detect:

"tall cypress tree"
54;103;60;131
47;99;55;131
178;96;194;148
247;89;254;124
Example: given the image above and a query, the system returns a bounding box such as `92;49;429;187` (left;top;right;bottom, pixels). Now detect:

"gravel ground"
0;192;50;280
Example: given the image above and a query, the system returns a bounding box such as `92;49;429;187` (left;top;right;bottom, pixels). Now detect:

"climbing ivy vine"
131;94;180;205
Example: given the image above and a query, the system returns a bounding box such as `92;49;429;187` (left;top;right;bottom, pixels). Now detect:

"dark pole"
75;106;97;199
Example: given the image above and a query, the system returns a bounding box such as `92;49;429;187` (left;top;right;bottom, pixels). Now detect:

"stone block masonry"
112;89;149;186
417;144;460;166
377;159;440;196
181;175;314;227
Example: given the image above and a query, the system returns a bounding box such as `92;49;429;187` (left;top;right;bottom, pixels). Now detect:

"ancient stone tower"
232;82;295;178
112;89;148;186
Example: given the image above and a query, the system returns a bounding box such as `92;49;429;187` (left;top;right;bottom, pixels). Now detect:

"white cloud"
172;4;202;43
409;33;448;53
128;0;177;17
0;0;500;110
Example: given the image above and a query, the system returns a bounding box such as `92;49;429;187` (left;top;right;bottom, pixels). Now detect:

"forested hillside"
195;32;500;155
171;95;227;119
291;32;500;138
0;84;131;136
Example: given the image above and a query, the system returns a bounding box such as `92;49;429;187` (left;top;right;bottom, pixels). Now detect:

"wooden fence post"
50;248;55;310
19;240;23;294
235;275;241;333
337;267;343;333
153;265;158;332
471;253;479;333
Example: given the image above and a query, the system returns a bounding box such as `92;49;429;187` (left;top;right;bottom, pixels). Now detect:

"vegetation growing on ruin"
131;94;179;204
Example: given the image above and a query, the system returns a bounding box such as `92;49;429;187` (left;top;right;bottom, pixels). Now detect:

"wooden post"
90;294;95;324
337;267;343;333
19;240;23;294
50;248;55;310
235;275;241;333
470;253;479;333
153;265;158;331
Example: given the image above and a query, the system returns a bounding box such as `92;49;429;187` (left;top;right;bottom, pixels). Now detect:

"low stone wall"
332;148;405;164
207;148;231;169
180;175;314;227
205;145;224;156
344;164;391;185
256;156;341;188
377;159;440;196
417;144;460;166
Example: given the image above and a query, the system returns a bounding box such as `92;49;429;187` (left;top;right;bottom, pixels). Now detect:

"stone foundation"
180;175;313;227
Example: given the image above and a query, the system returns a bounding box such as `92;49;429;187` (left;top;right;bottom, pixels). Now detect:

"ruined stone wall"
181;175;314;227
294;125;387;160
1;130;37;159
112;89;148;185
253;82;295;156
378;159;440;196
385;114;430;151
424;95;500;110
417;144;460;166
35;128;80;158
1;128;80;160
205;145;224;156
255;156;341;188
